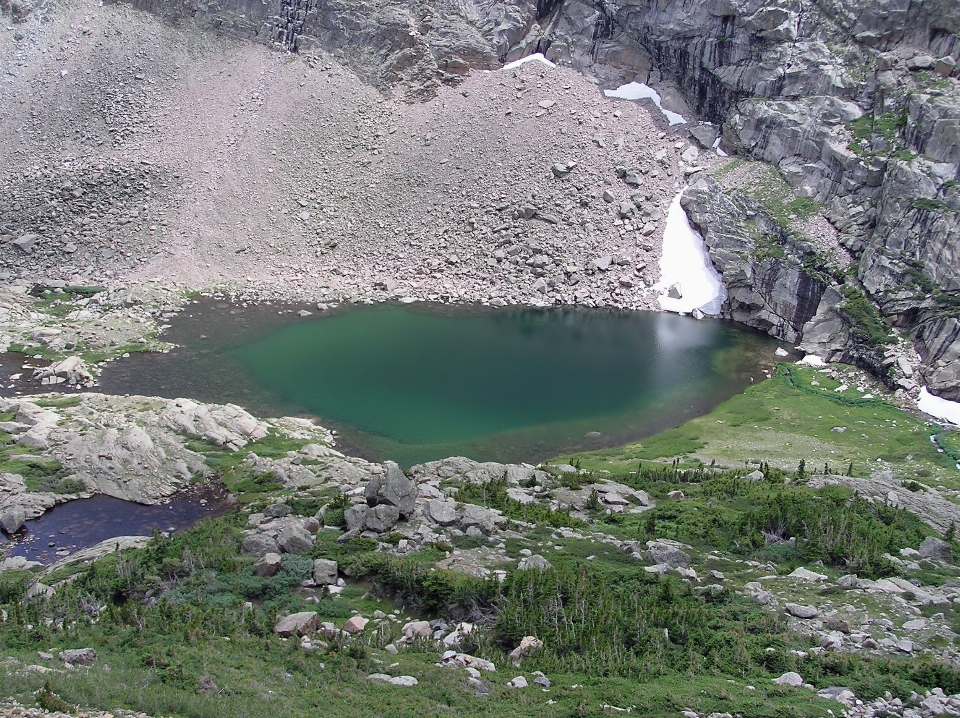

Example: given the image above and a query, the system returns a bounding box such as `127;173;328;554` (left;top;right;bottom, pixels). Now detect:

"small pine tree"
796;459;806;481
947;522;956;543
586;489;600;511
847;461;854;477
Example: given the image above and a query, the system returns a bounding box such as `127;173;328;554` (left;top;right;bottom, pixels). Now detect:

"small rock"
508;675;528;688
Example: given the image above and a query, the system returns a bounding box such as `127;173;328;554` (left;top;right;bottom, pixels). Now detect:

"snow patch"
712;136;729;157
502;53;557;71
918;387;960;425
603;82;687;125
654;193;726;315
797;355;826;367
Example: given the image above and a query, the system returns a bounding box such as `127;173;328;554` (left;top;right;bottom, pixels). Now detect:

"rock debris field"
0;0;718;310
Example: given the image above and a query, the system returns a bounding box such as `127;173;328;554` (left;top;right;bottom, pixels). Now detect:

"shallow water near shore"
98;300;784;466
0;483;233;563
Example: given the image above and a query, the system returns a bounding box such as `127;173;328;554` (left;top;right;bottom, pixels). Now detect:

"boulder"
389;675;418;687
788;567;828;582
344;504;369;532
263;503;291;518
278;524;314;554
12;234;38;253
241;534;279;557
518;555;552;570
459;504;504;534
785;603;819;619
59;648;97;665
646;541;691;568
343;615;369;634
402;620;432;639
366;461;417;518
919;536;953;563
313;559;338;585
774;672;804;687
427;499;457;526
0;506;26;535
365;504;401;533
274;612;319;637
508;675;528;688
254;552;282;577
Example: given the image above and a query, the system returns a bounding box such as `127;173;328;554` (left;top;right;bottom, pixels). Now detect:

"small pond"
0;483;233;563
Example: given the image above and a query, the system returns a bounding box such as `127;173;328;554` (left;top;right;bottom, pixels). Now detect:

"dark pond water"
0;483;233;563
97;300;785;466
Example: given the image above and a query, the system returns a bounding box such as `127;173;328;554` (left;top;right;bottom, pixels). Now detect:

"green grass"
838;286;893;345
32;396;83;409
739;166;821;231
1;507;956;718
554;365;957;483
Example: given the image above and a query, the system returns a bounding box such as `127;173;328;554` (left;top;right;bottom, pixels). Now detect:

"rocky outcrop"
681;176;827;343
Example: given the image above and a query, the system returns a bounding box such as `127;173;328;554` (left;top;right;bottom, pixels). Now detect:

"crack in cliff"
275;0;318;52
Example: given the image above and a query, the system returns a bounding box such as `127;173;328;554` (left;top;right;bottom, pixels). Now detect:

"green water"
222;304;779;466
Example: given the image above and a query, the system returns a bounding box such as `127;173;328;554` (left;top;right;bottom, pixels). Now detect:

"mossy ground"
555;365;958;486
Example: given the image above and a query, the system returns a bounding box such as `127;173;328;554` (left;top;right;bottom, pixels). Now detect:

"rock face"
681;177;827;344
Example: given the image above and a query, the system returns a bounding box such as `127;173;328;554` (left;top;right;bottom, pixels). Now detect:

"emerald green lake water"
100;302;782;466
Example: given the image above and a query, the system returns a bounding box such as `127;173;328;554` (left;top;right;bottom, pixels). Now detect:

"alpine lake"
99;299;785;467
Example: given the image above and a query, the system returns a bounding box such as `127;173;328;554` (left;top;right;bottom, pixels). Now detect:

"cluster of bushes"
456;476;583;528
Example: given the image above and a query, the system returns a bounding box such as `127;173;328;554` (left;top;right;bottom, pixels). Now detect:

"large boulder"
366;461;417;518
646;541;691;568
459;504;505;534
241;534;279;557
919;536;954;563
426;499;457;526
313;559;339;585
0;506;26;535
365;504;401;533
274;612;320;637
344;503;399;533
278;523;315;554
254;552;282;577
59;648;97;665
344;504;369;532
